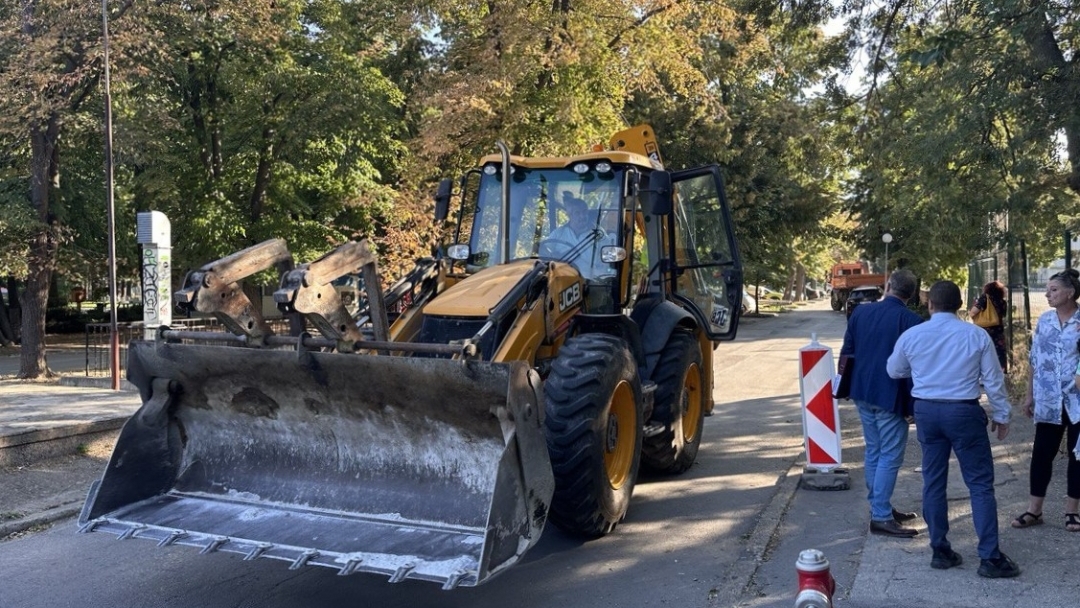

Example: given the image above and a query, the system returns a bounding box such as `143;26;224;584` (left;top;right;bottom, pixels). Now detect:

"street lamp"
882;233;893;290
102;0;120;390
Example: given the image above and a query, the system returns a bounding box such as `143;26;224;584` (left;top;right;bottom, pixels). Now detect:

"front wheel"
642;330;706;474
544;333;643;537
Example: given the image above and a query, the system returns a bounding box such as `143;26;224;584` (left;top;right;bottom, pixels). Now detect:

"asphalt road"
0;302;849;608
0;341;90;377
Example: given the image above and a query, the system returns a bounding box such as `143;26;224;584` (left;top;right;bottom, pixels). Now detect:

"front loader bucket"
79;341;554;589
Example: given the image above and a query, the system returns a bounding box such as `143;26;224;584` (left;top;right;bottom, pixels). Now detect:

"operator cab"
447;162;627;283
442;152;742;341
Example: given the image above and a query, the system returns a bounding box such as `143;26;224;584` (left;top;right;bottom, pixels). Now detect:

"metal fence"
83;317;295;376
967;243;1030;372
966;239;1066;373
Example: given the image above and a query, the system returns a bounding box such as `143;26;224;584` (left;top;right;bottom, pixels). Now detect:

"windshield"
464;166;624;279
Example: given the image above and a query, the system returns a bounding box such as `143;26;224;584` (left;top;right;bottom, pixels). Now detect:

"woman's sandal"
1065;513;1080;532
1011;511;1043;528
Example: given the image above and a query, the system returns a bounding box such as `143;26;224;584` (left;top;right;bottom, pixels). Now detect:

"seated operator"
544;196;615;279
547;196;595;247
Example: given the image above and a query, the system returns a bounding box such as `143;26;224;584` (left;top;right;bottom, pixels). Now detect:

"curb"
0;500;82;539
58;375;138;391
728;457;804;606
0;419;127;467
0;374;136;466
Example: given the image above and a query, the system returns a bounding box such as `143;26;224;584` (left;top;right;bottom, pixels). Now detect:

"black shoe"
930;548;962;570
978;552;1020;578
892;508;918;523
869;519;918;537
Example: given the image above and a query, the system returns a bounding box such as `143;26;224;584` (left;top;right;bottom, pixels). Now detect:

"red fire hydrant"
794;548;835;608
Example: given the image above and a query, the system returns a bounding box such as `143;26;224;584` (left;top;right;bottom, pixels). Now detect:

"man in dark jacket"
840;269;923;537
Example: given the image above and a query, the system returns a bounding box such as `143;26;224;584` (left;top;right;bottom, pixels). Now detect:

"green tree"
117;0;411;274
413;0;846;294
842;0;1080;274
629;6;845;296
0;0;132;377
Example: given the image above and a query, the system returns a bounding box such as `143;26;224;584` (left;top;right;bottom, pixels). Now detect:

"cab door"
667;166;743;341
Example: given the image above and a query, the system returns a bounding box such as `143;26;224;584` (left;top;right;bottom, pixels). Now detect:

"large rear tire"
642;330;705;475
830;291;844;311
544;333;643;537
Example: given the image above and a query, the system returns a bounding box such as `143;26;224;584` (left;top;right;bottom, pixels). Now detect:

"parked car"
845;285;883;319
742;290;757;313
747;285;782;301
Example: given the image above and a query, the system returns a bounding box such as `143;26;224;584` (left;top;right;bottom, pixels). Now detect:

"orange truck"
829;262;886;311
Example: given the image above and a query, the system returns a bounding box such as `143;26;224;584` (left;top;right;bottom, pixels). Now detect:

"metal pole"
496;141;511;265
881;233;893;290
102;0;120;390
1066;230;1073;271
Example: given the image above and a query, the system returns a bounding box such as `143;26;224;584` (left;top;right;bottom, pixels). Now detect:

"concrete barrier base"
800;466;851;491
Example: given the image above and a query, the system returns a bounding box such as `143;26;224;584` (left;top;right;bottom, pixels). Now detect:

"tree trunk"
18;117;61;379
793;264;807;302
249;120;275;223
19;236;53;378
6;277;21;343
0;285;12;346
1020;3;1080;192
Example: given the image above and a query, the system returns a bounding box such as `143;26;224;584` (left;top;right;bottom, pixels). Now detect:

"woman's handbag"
973;300;1000;328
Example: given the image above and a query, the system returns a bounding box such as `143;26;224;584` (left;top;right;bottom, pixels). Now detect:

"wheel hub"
606;414;619;452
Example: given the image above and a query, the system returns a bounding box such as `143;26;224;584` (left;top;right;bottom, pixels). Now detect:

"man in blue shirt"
887;280;1019;578
840;269;923;538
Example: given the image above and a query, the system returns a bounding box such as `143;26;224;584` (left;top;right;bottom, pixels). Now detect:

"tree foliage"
114;0;413;273
417;1;842;287
5;0;1075;377
842;0;1080;274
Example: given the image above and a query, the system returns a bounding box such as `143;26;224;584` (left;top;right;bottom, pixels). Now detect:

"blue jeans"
914;399;1001;560
856;400;910;521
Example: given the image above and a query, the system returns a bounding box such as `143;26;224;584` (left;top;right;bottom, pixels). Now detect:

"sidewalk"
843;409;1080;608
0;377;140;538
750;393;1080;608
724;297;1080;607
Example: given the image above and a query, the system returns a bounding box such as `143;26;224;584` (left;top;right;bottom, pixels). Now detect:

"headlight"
572;162;589;174
600;246;627;263
595;161;612;173
483;163;513;176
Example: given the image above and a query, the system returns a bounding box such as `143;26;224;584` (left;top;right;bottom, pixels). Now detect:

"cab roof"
476;150;658;170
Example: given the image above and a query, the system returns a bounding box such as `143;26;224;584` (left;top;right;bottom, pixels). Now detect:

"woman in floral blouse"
1012;269;1080;532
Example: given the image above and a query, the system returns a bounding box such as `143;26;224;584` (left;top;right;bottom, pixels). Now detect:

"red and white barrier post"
797;334;850;490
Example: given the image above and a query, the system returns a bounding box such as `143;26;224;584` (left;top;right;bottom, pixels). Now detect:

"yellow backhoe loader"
79;125;743;589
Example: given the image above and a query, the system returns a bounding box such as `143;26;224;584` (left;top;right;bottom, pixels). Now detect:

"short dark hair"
563;196;587;214
1050;269;1080;302
888;269;917;300
983;280;1006;301
928;280;962;312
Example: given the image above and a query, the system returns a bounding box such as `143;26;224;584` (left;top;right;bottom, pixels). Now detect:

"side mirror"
434;178;453;222
447;244;470;261
645;170;672;215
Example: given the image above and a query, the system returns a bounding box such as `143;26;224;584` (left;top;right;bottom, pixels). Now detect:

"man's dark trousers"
914;399;1003;561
